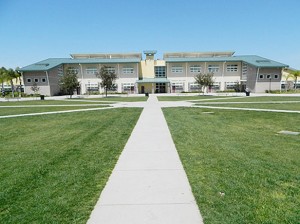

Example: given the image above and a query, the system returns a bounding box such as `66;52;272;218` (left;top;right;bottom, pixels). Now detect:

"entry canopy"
136;78;170;83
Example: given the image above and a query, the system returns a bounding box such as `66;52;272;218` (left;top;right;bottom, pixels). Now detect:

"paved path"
87;95;203;224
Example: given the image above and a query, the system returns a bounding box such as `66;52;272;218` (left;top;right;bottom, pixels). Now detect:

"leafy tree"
96;65;118;97
194;73;214;94
59;67;80;98
30;82;40;95
0;67;8;97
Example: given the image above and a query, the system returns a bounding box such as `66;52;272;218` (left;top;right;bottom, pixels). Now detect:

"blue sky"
0;0;299;69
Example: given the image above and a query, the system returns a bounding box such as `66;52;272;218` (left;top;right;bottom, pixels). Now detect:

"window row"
170;64;239;73
85;67;134;75
259;74;279;79
27;78;47;83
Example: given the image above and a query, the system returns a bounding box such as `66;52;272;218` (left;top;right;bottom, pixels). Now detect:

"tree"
6;68;20;98
0;67;8;97
194;73;214;94
292;70;300;90
96;65;118;97
30;82;40;96
59;67;80;98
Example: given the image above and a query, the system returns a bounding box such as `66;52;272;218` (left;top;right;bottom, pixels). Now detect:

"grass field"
195;102;300;111
157;95;229;101
0;108;142;223
163;107;300;224
68;96;148;102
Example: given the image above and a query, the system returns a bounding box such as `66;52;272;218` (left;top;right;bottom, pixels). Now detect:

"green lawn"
68;96;148;102
0;105;110;116
193;96;300;103
0;108;142;223
195;102;300;111
163;107;299;224
158;95;230;101
0;100;112;106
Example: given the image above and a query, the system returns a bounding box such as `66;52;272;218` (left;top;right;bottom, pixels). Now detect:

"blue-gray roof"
164;55;288;68
19;57;141;72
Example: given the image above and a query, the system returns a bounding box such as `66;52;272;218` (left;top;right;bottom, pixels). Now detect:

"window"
274;74;279;79
27;78;32;83
67;68;79;74
122;83;135;92
41;78;47;83
189;82;200;91
171;83;184;93
266;74;271;79
155;66;166;77
123;67;134;74
34;78;39;83
208;65;219;73
259;74;264;79
106;67;116;73
226;64;238;72
86;68;98;75
171;66;183;73
190;65;201;73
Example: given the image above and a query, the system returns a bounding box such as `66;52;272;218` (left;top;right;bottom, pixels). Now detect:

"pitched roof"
19;57;141;72
164;55;288;68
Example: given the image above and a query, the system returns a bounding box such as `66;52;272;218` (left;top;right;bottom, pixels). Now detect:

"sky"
0;0;299;69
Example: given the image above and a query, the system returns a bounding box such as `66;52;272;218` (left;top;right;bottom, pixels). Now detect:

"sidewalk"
87;95;203;224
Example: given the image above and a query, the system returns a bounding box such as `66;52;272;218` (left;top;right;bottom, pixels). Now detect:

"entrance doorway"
141;86;145;94
156;83;166;93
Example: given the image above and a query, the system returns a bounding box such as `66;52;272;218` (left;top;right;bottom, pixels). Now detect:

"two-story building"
19;51;288;96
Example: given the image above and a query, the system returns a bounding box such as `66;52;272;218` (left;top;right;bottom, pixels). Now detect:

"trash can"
40;95;45;100
245;91;250;96
145;93;149;97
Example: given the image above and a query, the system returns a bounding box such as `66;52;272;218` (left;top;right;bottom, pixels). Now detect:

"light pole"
269;77;272;92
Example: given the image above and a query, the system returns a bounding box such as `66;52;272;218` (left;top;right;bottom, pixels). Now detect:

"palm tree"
292;70;300;90
6;68;20;98
0;67;8;97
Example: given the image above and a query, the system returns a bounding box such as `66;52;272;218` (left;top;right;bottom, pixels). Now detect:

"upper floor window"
67;68;79;74
123;67;134;74
41;78;47;83
266;74;271;79
226;64;238;72
208;65;219;73
34;78;39;83
171;66;183;73
155;66;166;77
105;67;116;73
259;74;264;79
27;78;32;83
190;65;201;73
274;74;279;79
86;68;98;75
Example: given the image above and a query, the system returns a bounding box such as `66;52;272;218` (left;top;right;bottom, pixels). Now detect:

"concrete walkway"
87;95;203;224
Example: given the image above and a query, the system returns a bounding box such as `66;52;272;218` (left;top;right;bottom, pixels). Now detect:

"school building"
19;51;288;96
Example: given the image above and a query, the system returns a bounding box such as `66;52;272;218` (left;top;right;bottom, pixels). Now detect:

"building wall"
23;71;51;95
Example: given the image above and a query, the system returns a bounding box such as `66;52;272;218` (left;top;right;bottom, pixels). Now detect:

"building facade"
19;51;288;96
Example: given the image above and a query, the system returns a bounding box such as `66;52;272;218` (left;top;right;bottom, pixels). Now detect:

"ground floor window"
211;82;220;91
188;82;200;92
122;83;135;93
86;83;99;92
225;82;237;90
171;83;184;93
